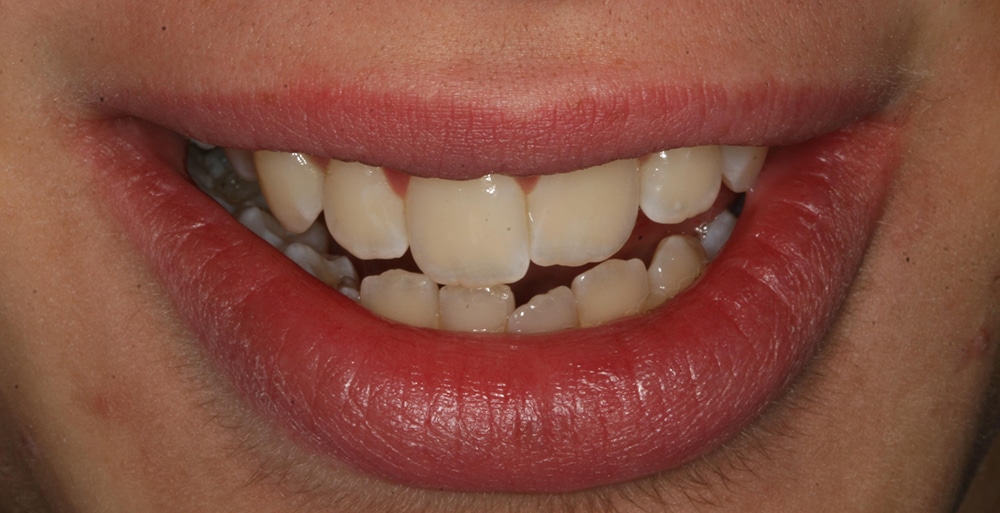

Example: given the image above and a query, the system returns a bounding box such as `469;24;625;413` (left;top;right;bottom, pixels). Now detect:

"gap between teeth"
187;143;766;333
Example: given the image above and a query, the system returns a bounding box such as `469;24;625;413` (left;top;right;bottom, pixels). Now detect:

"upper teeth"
188;142;766;333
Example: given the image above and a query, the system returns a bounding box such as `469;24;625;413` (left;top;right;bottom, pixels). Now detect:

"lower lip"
87;117;900;493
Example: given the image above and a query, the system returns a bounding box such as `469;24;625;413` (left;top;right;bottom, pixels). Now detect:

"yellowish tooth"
360;270;440;328
639;146;723;224
439;285;515;333
406;174;530;287
527;160;639;267
571;259;649;327
507;286;579;334
253;151;326;233
645;235;707;310
324;161;408;259
721;146;767;193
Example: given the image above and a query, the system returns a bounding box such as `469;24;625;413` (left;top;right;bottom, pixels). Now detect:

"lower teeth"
186;143;749;333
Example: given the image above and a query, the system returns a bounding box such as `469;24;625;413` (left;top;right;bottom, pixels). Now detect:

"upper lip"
84;60;904;492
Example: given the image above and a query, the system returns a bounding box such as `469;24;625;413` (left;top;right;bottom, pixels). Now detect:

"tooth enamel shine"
324;160;408;259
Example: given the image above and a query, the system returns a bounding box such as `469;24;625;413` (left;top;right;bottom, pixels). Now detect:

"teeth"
639;146;723;224
224;148;259;182
507;286;579;334
439;285;515;333
324;160;408;259
360;270;440;329
283;242;359;295
571;259;649;327
253;151;326;233
406;174;530;287
720;146;767;193
645;235;707;309
527;160;639;267
700;210;738;260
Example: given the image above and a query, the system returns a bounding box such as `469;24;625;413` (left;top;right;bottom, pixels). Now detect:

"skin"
1;1;998;512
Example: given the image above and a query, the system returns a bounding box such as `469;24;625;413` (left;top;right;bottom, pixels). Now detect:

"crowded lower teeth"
186;142;766;333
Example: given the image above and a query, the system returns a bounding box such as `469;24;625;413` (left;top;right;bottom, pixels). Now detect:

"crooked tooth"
360;270;439;328
324;161;408;259
527;160;639;267
571;259;649;327
720;146;767;193
407;174;530;287
645;235;707;310
253;151;326;234
439;285;515;333
507;286;579;334
640;146;723;224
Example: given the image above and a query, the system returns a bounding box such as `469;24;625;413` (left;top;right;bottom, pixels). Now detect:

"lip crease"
82;80;902;492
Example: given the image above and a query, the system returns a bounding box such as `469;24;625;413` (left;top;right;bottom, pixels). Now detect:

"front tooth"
720;146;767;193
406;174;530;287
253;151;326;234
439;285;515;333
527;160;639;267
324;161;408;259
571;259;649;327
507;286;579;334
639;146;723;224
360;270;440;328
645;235;707;309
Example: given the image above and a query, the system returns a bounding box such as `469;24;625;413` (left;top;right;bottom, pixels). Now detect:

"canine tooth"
224;148;258;182
721;146;767;193
407;174;530;287
324;161;408;259
645;235;707;309
360;270;440;328
640;146;723;224
283;242;359;290
439;285;515;333
701;210;738;260
507;286;579;334
527;160;639;266
253;151;326;234
572;259;649;327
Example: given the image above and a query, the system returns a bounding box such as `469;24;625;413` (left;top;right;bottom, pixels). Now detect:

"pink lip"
83;81;901;492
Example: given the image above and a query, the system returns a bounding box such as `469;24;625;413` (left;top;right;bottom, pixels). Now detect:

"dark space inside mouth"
184;142;743;308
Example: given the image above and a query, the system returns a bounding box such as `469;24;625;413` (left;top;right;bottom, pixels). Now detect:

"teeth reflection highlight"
507;286;579;334
253;151;326;233
190;141;766;334
645;235;707;309
324;160;408;259
527;160;639;267
440;285;515;333
721;146;767;193
639;146;722;224
407;174;530;287
360;270;440;329
572;259;649;327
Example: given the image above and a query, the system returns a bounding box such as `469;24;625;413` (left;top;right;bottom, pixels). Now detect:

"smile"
82;77;902;492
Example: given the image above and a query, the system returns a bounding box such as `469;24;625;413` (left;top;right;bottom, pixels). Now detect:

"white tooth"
700;210;737;260
507;286;579;334
237;206;289;249
406;174;530;287
283;242;359;292
527;160;639;267
645;235;707;310
640;146;723;224
571;259;649;327
253;151;326;234
720;146;767;193
324;161;408;259
224;148;259;182
360;270;440;328
439;285;515;333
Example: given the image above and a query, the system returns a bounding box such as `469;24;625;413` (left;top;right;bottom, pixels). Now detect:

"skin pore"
1;1;999;512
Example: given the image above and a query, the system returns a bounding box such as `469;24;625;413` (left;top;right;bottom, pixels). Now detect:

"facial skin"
1;1;998;512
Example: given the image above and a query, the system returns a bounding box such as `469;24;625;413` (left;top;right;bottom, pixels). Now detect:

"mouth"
82;79;902;493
